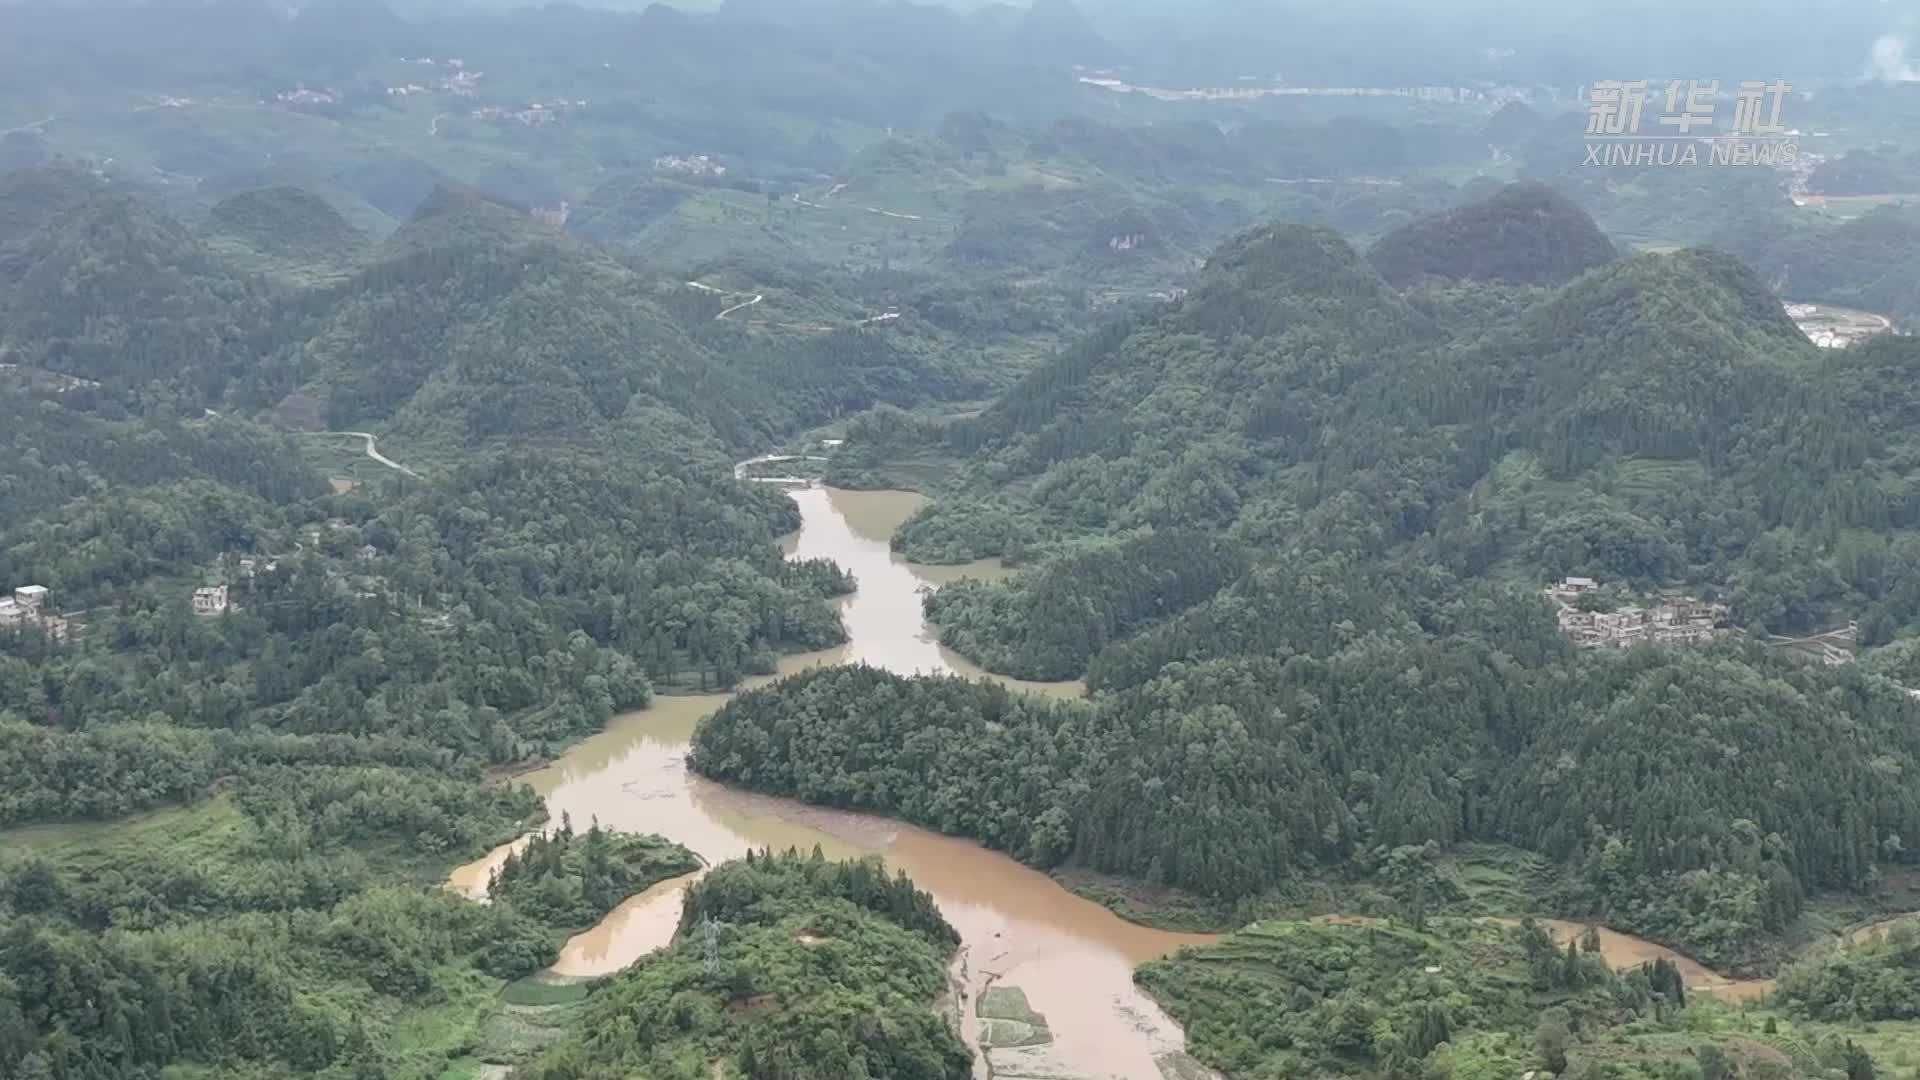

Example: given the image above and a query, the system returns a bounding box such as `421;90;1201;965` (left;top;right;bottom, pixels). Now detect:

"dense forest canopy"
3;7;1920;1078
868;208;1920;691
1367;181;1618;289
690;649;1920;970
517;849;970;1080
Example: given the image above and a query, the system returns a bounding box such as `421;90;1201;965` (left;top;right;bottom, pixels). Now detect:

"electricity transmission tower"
702;914;719;975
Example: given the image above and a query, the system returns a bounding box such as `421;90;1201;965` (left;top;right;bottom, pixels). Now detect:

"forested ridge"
0;164;1016;456
879;206;1920;684
0;408;859;1077
6;106;1920;1080
692;640;1920;970
0;161;952;1079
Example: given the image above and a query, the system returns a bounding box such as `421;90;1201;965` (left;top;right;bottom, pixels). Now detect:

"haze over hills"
9;6;1920;1080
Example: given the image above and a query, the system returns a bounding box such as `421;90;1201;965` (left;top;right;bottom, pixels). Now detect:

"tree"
1536;1011;1572;1076
1697;1043;1730;1080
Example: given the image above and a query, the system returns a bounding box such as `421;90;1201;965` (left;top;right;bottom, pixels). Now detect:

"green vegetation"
693;648;1920;972
0;780;702;1080
889;223;1920;681
1138;917;1641;1080
490;818;701;934
1368;181;1617;289
6;12;1920;1076
517;849;970;1080
924;529;1247;679
0;782;547;1080
1713;205;1920;325
1778;919;1920;1021
206;185;370;280
1143;910;1920;1080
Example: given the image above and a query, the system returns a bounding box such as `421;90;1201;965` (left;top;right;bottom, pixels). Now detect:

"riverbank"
444;483;1174;1080
443;473;1920;1080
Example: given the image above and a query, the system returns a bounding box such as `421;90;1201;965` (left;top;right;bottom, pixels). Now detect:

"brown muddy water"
1311;915;1779;1001
450;486;1209;1080
449;484;1812;1072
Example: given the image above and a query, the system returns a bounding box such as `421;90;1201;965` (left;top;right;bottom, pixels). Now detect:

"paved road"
326;431;424;479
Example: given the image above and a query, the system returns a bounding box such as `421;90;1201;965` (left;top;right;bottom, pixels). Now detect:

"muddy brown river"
451;483;1818;1076
451;486;1213;1080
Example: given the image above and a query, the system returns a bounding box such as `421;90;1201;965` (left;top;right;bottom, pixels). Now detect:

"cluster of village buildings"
1545;577;1732;648
0;585;67;643
653;154;727;178
393;58;480;97
473;99;585;127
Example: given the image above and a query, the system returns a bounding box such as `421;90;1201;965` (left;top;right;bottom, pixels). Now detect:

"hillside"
383;182;557;258
0;181;269;396
1013;0;1113;64
241;232;1002;454
0;167;1014;455
206;185;369;268
1367;180;1617;288
1713;204;1920;324
858;220;1920;692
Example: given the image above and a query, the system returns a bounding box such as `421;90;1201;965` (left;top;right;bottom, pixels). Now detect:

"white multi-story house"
192;586;230;616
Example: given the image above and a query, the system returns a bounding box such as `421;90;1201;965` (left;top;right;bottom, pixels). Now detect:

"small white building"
14;585;47;610
192;586;229;616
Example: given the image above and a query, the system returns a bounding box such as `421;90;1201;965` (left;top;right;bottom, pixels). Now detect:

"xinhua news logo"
1582;79;1797;167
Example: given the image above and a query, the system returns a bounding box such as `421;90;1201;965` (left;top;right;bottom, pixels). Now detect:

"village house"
237;556;279;579
193;585;230;617
653;154;726;178
1;584;66;642
1547;576;1599;600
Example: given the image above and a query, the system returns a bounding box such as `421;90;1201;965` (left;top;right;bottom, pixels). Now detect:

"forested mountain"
0;169;272;398
206;184;371;266
1367;181;1617;288
870;212;1920;687
0;165;1011;453
0;140;1012;1079
4;13;1920;1077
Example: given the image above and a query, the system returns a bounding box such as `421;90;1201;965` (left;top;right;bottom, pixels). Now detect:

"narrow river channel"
451;485;1217;1080
449;482;1834;1076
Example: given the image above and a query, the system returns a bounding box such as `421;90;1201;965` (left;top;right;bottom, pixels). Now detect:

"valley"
447;473;1876;1080
4;4;1920;1080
